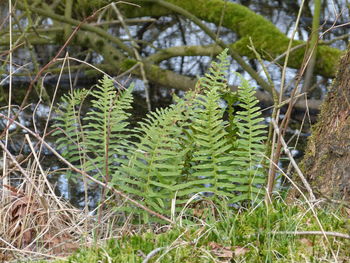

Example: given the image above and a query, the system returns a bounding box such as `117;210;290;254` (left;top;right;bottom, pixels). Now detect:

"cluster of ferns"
54;50;267;222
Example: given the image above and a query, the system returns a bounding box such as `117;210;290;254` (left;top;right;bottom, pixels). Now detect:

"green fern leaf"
83;76;133;180
231;74;267;203
53;88;89;176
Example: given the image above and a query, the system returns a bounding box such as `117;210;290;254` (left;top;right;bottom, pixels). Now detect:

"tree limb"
127;0;272;93
120;0;342;78
15;2;132;58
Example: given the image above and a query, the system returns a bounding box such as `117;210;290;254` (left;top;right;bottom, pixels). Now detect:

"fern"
54;50;268;222
116;104;188;221
174;87;235;199
173;59;234;201
231;75;267;203
83;76;133;179
54;76;133;182
53;88;88;172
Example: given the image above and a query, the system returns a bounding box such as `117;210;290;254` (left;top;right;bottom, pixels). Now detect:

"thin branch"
273;231;350;239
112;3;151;111
2;0;13;200
142;247;165;263
301;0;321;93
271;119;315;201
90;17;157;26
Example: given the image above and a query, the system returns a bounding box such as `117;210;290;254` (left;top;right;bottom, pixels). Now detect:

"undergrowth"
53;49;267;222
26;50;349;263
48;201;350;263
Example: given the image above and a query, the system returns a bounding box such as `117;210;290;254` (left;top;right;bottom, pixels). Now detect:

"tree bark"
297;47;350;200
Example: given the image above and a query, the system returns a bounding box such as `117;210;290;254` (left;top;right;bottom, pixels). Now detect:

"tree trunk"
297;47;350;200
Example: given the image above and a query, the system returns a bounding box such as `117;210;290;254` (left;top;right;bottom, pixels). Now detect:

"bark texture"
299;48;350;200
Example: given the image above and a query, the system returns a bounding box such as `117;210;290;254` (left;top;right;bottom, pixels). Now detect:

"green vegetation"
2;1;350;262
39;50;350;263
53;50;267;222
51;201;350;263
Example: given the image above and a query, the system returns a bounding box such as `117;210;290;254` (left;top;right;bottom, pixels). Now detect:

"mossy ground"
30;200;350;263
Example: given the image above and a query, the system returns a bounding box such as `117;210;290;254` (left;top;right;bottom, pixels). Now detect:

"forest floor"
5;199;349;263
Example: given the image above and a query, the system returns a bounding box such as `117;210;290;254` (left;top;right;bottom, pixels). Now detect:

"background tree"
0;0;347;112
295;46;350;201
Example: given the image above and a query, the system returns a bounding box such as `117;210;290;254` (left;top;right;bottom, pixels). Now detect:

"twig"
142;247;164;263
111;3;151;111
2;0;13;200
25;134;65;212
266;0;307;202
301;0;321;93
90;18;157;26
273;231;350;239
271;119;316;201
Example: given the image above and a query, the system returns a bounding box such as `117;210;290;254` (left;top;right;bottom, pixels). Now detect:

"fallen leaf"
209;242;234;258
233;246;249;257
209;241;222;249
299;238;313;247
343;207;350;216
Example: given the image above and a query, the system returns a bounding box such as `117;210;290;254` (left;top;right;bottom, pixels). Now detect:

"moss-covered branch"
146;45;222;63
69;31;321;111
120;0;342;78
121;0;272;93
17;0;343;79
0;27;322;112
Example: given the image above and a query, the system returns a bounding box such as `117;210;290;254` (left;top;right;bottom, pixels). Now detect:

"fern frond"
175;86;235;201
116;104;188;221
198;48;230;93
231;75;267;203
53;88;89;174
83;76;133;179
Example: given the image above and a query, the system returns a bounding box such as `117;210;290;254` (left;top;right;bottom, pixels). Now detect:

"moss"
55;31;65;44
48;202;350;263
120;59;137;71
147;64;168;85
94;39;104;50
186;46;202;55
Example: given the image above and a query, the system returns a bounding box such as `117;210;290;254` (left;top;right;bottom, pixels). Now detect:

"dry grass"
0;155;143;262
0;161;90;262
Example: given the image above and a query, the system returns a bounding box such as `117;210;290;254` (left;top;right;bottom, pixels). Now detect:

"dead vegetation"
0;163;86;261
